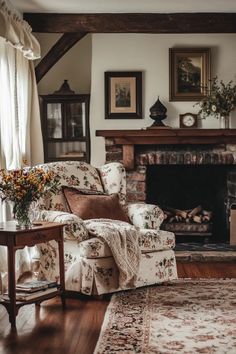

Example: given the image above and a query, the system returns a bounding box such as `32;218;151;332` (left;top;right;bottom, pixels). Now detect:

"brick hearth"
104;137;236;204
97;129;236;242
97;129;236;202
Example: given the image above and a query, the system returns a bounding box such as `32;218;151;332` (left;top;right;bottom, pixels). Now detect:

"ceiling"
10;0;236;14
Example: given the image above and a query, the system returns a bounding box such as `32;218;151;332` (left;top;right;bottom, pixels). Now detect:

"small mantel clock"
179;113;198;128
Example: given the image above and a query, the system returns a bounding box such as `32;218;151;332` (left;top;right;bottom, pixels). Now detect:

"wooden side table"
0;221;66;328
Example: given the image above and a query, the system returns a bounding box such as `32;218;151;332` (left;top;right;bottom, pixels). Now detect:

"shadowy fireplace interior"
146;164;233;243
142;146;236;244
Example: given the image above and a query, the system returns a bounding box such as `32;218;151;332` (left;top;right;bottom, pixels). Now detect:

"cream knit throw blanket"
84;219;141;289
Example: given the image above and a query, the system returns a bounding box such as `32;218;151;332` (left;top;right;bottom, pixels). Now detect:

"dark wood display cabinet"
40;81;90;163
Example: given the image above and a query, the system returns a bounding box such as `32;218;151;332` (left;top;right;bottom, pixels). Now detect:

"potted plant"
0;167;58;227
196;77;236;128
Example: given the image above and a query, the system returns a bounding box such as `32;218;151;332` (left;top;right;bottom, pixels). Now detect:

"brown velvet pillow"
63;187;130;223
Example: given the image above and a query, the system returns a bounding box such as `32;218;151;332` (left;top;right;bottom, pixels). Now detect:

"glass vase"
13;202;32;228
219;115;230;129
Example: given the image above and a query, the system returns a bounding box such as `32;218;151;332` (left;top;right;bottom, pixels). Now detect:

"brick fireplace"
96;129;236;242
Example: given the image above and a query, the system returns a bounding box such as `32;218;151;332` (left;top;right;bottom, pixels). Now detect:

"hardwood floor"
1;262;236;354
177;262;236;279
0;296;110;354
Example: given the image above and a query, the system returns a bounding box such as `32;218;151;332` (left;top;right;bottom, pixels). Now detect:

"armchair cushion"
139;229;175;252
35;210;89;242
77;229;175;259
127;203;165;229
63;187;130;223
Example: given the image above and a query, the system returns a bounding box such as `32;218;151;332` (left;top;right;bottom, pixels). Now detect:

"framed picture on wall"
169;48;211;101
105;71;142;119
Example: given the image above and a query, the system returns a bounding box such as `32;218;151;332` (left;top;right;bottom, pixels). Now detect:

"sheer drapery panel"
0;0;43;286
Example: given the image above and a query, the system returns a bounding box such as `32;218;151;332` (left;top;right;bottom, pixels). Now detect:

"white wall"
35;33;236;166
90;34;236;166
35;33;92;95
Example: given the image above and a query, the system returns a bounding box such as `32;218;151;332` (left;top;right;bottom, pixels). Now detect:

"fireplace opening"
146;165;231;243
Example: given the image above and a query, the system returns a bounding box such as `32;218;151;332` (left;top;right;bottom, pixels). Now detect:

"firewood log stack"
163;205;213;224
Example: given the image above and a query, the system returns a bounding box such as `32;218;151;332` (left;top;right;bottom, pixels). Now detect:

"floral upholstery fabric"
98;162;126;206
33;161;177;295
65;249;177;295
78;237;111;258
139;229;175;252
77;229;175;259
35;210;89;242
37;239;81;283
36;161;104;211
127;203;165;229
37;241;177;295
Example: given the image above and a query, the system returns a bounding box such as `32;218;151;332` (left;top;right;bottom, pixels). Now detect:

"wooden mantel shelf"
96;129;236;169
96;129;236;145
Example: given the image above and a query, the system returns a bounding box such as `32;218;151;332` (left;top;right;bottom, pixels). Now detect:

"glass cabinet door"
66;102;86;139
46;103;62;139
41;93;90;163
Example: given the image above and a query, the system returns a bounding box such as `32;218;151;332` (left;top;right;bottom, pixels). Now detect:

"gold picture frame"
105;71;142;119
169;48;211;101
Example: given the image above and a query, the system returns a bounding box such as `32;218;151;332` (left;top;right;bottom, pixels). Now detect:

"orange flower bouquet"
0;168;58;227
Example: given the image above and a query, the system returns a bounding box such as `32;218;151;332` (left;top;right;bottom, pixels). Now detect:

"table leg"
7;242;17;328
58;231;66;309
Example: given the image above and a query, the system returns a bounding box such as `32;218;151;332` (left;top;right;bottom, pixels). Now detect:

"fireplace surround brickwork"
104;138;236;204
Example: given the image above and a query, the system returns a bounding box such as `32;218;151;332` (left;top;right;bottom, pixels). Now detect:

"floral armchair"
34;161;177;295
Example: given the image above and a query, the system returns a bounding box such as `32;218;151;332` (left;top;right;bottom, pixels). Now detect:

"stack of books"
1;280;58;302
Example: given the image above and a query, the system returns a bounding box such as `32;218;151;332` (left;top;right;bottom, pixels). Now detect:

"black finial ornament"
54;80;75;95
149;96;167;127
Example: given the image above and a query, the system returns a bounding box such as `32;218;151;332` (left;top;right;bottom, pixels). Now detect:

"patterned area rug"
94;280;236;354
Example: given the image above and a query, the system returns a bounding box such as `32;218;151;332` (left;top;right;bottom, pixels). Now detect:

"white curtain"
0;0;40;60
0;38;43;170
0;0;43;291
0;0;43;210
0;38;22;170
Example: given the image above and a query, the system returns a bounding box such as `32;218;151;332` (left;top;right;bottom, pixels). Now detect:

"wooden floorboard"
1;262;236;354
177;261;236;279
0;297;110;354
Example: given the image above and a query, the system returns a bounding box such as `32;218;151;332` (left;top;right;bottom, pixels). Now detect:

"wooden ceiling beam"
35;32;87;83
24;13;236;33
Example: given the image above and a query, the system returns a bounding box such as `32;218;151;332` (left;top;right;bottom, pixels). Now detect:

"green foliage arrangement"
196;77;236;118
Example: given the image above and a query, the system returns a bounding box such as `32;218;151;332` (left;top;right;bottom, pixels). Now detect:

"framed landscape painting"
105;71;142;119
169;48;211;101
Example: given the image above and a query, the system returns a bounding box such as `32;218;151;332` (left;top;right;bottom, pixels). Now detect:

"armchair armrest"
34;210;89;242
127;203;164;230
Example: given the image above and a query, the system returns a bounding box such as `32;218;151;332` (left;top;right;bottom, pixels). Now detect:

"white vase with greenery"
196;77;236;129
